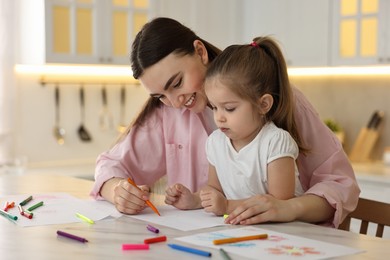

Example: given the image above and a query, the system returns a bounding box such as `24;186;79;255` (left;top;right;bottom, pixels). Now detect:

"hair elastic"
250;41;259;48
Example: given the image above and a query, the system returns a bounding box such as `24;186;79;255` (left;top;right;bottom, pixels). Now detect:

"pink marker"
122;244;150;250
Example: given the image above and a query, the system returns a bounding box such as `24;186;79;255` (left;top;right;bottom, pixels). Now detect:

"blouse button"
178;144;183;149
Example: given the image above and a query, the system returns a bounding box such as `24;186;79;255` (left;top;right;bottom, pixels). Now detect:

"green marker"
27;201;44;211
0;209;18;221
19;195;33;206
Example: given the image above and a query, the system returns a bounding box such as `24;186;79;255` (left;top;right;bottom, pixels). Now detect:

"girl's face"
205;78;263;150
139;41;209;113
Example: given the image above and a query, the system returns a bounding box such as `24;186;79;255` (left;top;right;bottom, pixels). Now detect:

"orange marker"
213;234;268;245
127;178;161;216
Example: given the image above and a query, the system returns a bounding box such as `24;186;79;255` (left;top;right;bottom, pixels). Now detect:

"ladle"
53;85;65;145
117;85;127;133
77;86;92;142
99;86;114;131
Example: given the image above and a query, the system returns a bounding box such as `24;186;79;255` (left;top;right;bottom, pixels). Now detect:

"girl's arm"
201;164;247;215
267;157;296;199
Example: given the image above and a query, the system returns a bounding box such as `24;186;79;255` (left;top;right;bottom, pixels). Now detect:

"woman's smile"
184;93;196;108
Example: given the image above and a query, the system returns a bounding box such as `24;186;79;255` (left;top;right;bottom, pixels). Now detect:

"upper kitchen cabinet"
331;0;390;65
242;0;330;67
18;0;155;65
45;0;155;64
155;0;241;49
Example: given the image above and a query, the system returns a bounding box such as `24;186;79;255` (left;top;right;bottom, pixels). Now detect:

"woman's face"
139;42;209;113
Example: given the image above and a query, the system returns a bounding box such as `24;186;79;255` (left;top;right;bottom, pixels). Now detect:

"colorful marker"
19;195;33;206
144;235;167;244
57;230;88;243
168;243;212;257
76;213;94;224
21;210;33;219
27;201;44;211
122;244;150;250
146;224;159;233
0;208;18;221
213;234;268;245
3;201;15;212
127;178;161;216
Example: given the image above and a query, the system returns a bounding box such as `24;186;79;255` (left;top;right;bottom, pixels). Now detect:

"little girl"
201;36;306;218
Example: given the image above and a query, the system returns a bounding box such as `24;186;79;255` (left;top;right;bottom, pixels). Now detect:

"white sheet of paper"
127;205;228;231
1;193;110;227
175;226;364;259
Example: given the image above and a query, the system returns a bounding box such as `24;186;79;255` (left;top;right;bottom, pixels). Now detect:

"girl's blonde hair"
205;36;307;153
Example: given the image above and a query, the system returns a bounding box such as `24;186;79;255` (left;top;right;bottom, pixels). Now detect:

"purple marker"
147;224;159;233
57;230;88;243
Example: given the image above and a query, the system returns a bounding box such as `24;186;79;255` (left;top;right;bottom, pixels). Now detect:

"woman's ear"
258;94;273;114
193;40;209;65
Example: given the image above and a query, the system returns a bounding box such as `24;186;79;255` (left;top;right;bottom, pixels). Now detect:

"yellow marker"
223;214;229;219
76;212;94;224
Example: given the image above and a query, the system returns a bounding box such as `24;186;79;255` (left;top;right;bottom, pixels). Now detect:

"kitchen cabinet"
241;0;330;67
330;0;390;65
17;0;155;65
44;0;155;65
156;0;241;50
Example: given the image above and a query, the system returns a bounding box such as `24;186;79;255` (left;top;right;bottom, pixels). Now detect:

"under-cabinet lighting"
288;66;390;76
14;64;134;77
14;64;139;84
14;64;390;78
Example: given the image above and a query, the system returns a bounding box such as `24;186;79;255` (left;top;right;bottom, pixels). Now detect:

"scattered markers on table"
27;201;44;212
146;224;159;233
76;212;94;224
19;195;33;206
0;209;18;221
168;243;212;257
57;230;88;243
144;235;167;244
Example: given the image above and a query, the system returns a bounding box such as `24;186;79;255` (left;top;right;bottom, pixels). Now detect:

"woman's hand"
165;183;201;210
225;194;297;225
111;178;151;215
200;187;227;216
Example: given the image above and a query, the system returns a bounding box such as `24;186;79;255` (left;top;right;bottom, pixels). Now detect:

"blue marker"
168;243;212;257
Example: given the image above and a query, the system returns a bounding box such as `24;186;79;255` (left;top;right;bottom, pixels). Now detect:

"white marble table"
0;172;388;259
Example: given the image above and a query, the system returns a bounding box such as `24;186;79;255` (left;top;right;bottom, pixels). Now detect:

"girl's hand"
225;194;296;225
165;183;200;210
112;179;150;215
200;188;227;216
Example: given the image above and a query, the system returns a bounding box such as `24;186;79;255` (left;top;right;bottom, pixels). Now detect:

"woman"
90;17;360;228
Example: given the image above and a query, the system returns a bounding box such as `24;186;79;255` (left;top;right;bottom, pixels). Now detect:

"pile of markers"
0;195;44;221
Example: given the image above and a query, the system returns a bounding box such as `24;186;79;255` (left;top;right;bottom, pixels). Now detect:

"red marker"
144;235;167;244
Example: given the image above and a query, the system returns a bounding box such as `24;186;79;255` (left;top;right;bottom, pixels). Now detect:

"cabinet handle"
106;57;112;63
99;57;105;63
378;57;384;63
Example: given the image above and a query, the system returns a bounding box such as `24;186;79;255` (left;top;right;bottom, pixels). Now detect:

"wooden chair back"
339;197;390;238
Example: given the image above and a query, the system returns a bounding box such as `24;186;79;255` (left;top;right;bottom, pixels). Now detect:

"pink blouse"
90;87;360;228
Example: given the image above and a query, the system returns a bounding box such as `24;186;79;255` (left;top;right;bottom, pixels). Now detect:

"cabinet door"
241;0;329;67
100;0;152;64
330;0;388;65
284;0;330;67
45;0;100;64
45;0;153;65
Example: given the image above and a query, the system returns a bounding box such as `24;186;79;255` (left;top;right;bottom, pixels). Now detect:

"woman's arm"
225;193;334;225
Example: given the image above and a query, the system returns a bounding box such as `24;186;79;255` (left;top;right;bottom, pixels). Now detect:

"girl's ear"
258;94;273;114
193;40;209;65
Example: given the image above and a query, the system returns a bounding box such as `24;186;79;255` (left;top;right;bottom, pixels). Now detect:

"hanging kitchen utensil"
53;85;65;145
77;85;92;142
117;84;127;133
99;85;114;131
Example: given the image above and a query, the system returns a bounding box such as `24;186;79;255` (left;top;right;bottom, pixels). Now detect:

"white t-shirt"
206;122;304;200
